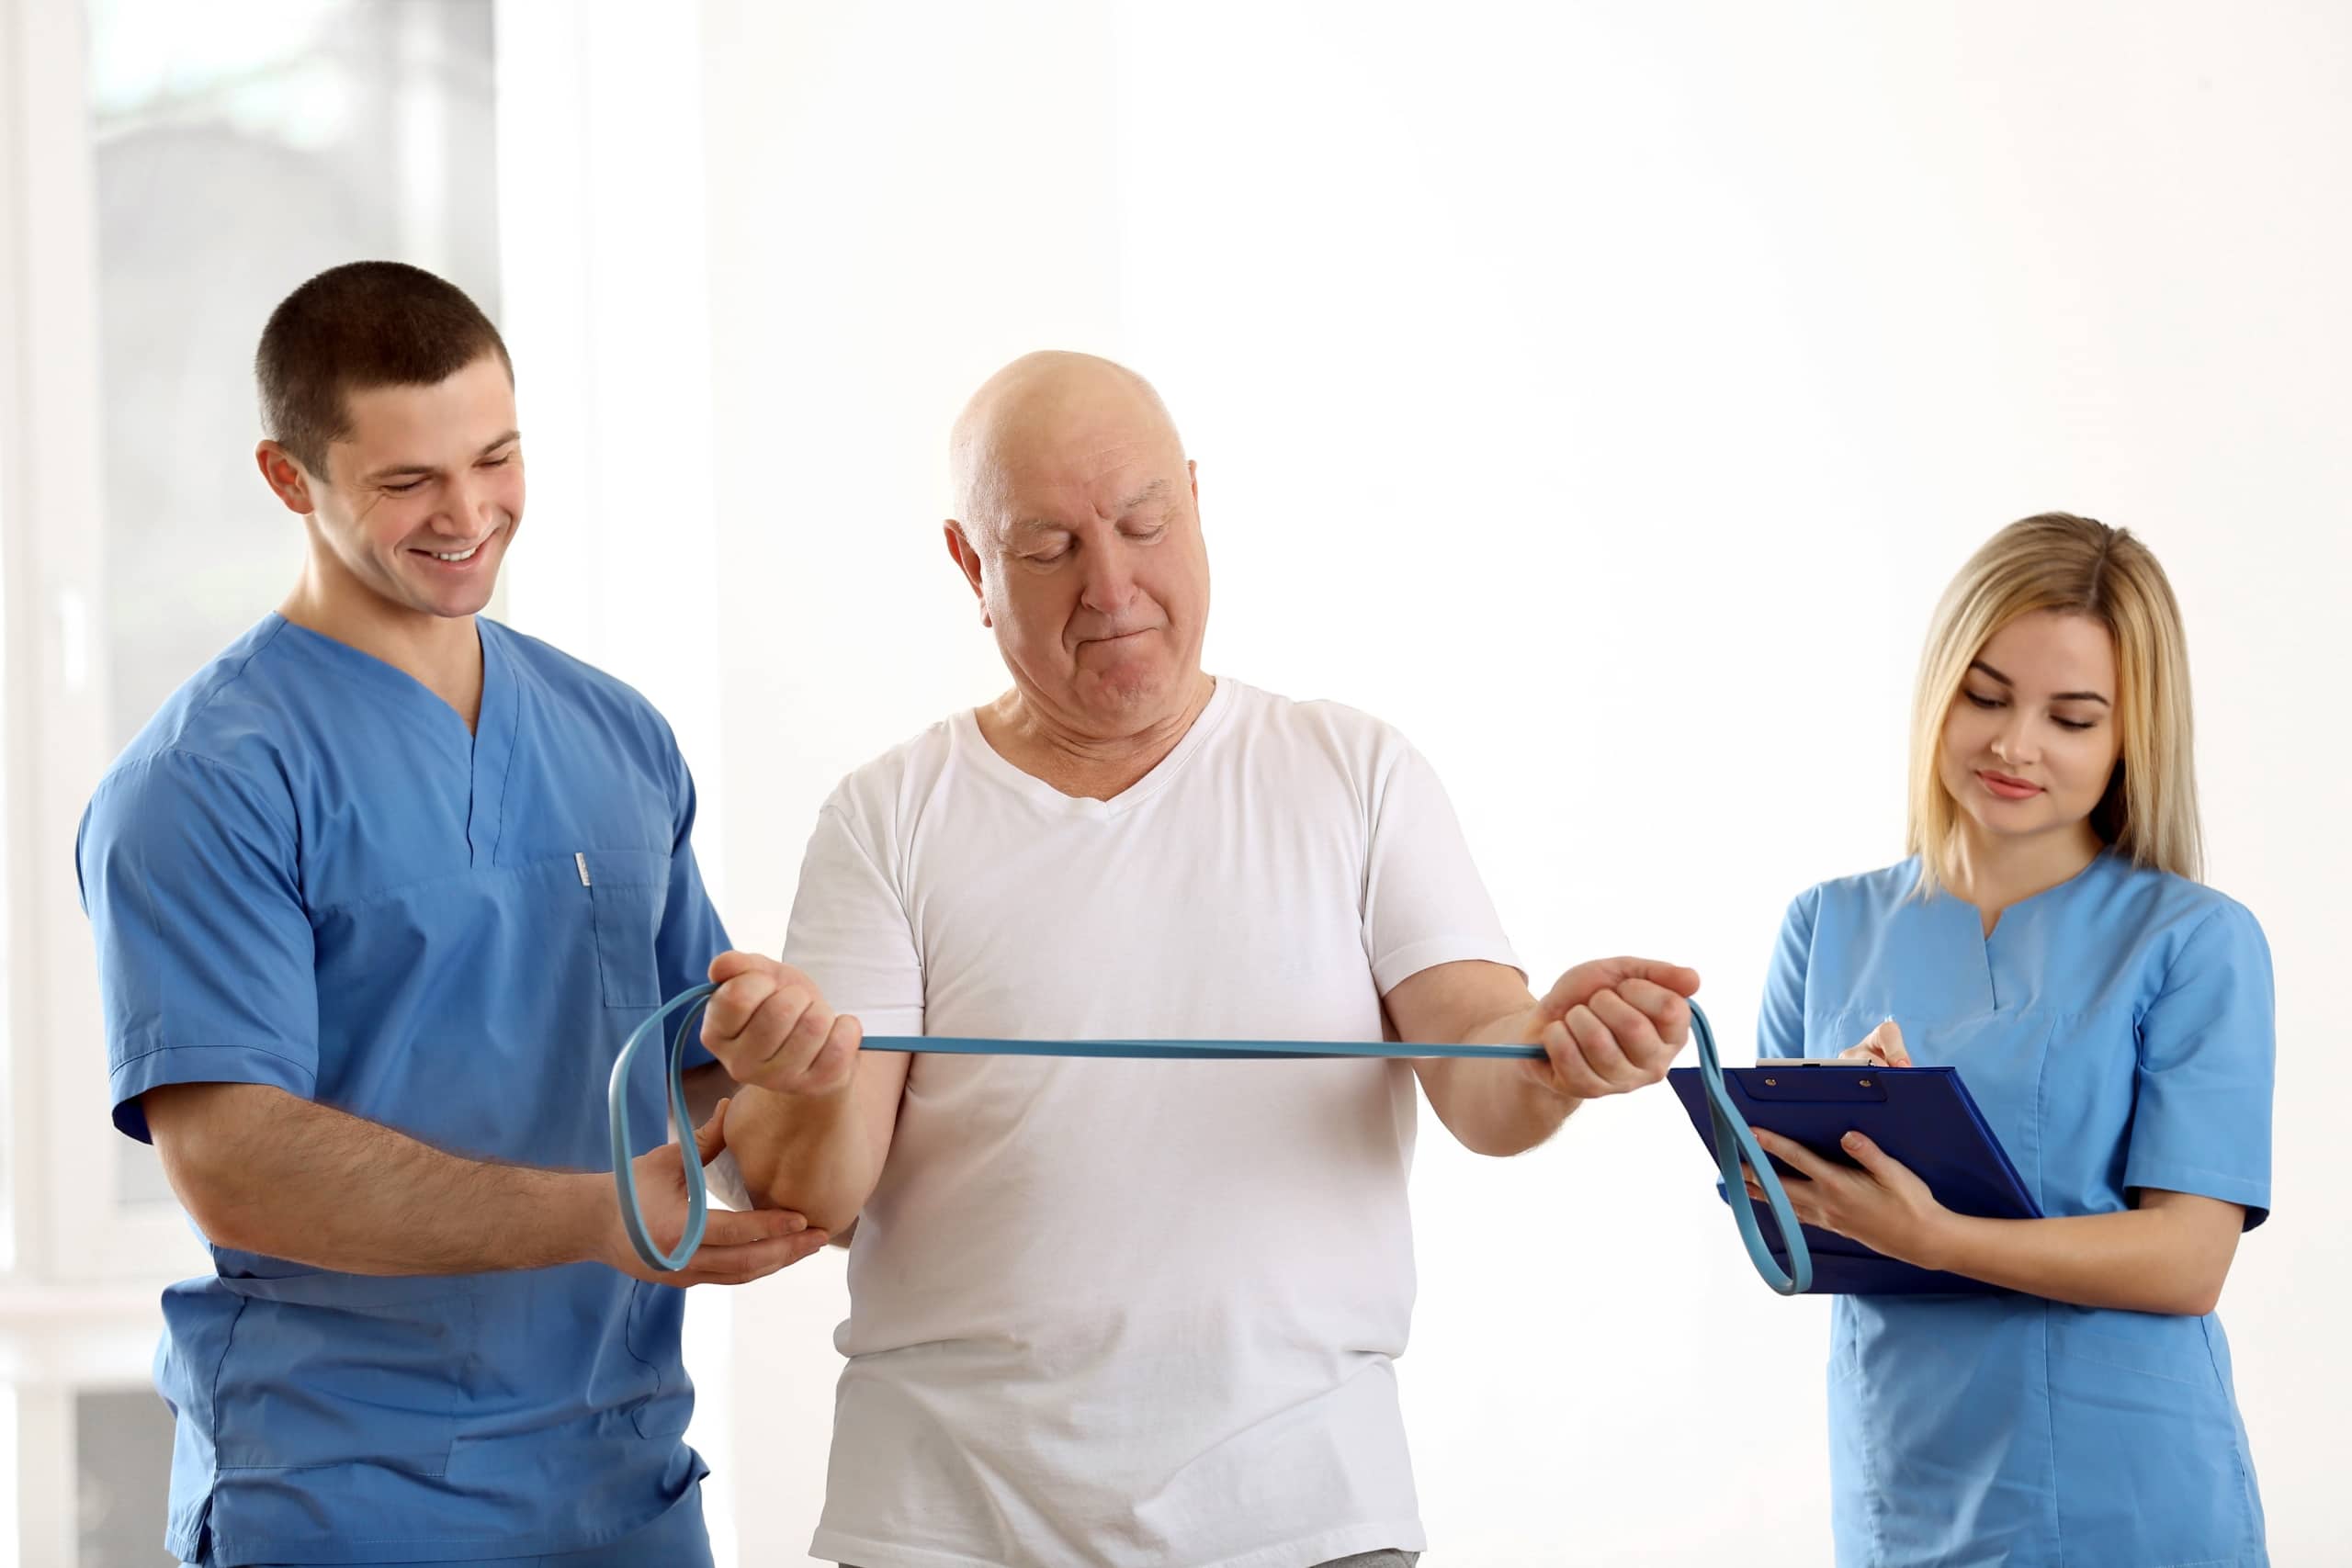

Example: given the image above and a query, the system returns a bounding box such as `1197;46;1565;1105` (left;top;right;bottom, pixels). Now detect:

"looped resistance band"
610;983;1810;1291
607;985;727;1272
1688;1002;1812;1293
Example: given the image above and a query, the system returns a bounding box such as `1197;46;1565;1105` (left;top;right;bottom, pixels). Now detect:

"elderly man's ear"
943;521;989;625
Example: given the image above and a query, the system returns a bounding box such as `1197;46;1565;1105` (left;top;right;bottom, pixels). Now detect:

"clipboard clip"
1744;1069;1891;1104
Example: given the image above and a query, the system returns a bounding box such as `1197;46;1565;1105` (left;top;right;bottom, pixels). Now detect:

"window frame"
3;1;214;1552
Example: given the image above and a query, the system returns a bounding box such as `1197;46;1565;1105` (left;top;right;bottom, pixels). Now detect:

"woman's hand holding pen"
1743;1018;1951;1267
1839;1017;1912;1067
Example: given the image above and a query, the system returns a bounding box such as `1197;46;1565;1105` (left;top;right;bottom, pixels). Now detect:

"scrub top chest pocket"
580;848;673;1009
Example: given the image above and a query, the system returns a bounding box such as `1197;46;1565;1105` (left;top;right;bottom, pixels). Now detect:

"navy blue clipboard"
1666;1063;2043;1294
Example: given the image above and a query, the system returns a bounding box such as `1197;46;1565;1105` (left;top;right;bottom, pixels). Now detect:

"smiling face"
1936;609;2124;852
945;355;1211;740
261;352;524;623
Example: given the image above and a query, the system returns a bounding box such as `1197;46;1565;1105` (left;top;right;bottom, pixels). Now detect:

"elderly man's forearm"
1429;1061;1577;1155
725;1083;887;1232
1419;1005;1582;1156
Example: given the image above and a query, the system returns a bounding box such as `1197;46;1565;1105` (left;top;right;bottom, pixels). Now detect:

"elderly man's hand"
1516;957;1701;1101
699;952;864;1097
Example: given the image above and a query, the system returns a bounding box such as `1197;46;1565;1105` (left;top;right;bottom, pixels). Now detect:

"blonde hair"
1907;513;2202;896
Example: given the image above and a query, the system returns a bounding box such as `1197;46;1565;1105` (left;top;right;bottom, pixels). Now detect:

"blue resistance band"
609;983;1811;1292
1689;1002;1812;1293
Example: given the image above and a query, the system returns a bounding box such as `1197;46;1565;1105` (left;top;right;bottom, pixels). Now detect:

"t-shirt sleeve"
1362;740;1521;995
656;754;731;1071
780;794;925;1037
77;750;319;1142
1757;887;1819;1060
2122;901;2276;1228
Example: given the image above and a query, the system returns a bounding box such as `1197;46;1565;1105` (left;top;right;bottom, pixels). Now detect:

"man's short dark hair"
255;261;512;478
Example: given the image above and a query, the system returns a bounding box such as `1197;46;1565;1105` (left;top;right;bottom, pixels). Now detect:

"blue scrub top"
1760;852;2273;1568
77;615;729;1566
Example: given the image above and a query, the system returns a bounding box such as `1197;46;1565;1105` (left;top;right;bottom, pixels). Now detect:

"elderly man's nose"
1078;549;1137;613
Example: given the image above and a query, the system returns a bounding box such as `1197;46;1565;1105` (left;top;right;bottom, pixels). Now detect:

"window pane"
74;1386;176;1567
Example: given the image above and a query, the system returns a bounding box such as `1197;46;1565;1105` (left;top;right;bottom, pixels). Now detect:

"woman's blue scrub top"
77;615;728;1566
1760;853;2273;1568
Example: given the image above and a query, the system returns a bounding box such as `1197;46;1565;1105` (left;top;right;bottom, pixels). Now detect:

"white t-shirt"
788;678;1519;1568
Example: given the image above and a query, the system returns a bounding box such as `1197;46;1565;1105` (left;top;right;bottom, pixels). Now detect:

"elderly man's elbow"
744;1174;868;1238
725;1085;888;1234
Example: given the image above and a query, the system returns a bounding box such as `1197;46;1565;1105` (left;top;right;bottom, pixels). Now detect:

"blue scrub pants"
192;1480;712;1568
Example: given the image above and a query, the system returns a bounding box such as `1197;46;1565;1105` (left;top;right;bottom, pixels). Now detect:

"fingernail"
1842;1132;1862;1149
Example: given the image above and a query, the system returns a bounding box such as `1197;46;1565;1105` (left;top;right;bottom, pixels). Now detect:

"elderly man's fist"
1518;956;1701;1101
699;952;863;1097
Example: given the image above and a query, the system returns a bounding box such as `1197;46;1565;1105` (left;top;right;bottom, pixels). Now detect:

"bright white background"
8;3;2348;1564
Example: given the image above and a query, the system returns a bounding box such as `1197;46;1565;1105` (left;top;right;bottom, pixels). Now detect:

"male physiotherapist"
78;261;825;1567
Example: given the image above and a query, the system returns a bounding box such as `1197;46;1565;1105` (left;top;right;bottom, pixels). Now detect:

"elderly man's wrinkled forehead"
951;352;1186;535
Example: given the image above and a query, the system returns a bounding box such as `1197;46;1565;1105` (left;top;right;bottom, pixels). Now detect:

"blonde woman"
1747;513;2272;1566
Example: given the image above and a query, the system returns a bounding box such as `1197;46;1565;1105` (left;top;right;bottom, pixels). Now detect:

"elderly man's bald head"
942;351;1211;747
949;351;1186;531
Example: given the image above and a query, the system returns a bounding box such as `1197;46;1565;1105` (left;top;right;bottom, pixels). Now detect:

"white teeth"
430;544;481;562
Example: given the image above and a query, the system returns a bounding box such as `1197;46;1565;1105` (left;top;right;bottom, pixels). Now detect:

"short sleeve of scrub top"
78;750;318;1140
1757;886;1819;1062
2124;901;2275;1225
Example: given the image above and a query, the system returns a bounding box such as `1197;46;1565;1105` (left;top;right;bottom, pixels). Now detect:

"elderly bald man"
707;352;1700;1568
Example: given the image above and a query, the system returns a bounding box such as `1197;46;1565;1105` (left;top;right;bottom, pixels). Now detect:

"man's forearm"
148;1083;612;1276
1415;1006;1579;1158
723;1077;890;1234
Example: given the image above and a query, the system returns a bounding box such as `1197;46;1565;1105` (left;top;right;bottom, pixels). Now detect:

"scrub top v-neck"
1758;852;2274;1568
79;614;730;1566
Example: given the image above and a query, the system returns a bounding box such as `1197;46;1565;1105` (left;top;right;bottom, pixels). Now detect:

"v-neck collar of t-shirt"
951;677;1238;820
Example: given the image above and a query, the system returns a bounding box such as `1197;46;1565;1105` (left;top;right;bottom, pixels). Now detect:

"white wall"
516;3;2352;1562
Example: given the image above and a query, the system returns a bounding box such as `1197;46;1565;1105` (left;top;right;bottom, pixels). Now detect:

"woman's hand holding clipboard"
1668;1020;2043;1295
